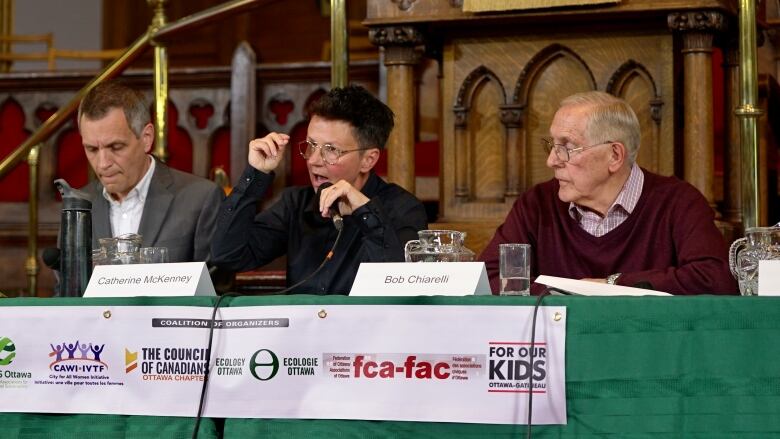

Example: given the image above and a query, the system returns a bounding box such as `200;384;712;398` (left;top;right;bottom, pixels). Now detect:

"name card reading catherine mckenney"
84;262;215;297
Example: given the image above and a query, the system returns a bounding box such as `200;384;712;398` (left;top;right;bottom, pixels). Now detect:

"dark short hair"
309;85;394;150
78;79;150;138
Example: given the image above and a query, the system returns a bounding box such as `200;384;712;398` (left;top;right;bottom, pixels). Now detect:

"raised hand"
248;132;290;173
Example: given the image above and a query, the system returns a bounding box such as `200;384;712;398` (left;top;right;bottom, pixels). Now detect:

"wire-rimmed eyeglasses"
542;137;614;163
298;140;371;165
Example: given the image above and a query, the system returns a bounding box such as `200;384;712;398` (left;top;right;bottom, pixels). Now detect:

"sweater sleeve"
616;184;739;295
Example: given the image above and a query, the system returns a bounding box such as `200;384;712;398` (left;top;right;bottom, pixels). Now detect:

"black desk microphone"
316;182;343;230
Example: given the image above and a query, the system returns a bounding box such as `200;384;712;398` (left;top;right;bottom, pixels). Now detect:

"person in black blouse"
211;85;428;294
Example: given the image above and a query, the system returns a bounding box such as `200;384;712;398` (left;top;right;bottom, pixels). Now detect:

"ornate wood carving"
452;66;506;200
391;0;417;11
606;59;664;170
456;65;504;107
512;43;596;105
667;11;727;33
607;60;659;100
510;43;598;188
368;26;425;47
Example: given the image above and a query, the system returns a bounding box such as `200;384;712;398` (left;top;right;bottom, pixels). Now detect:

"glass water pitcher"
729;226;780;295
404;229;475;263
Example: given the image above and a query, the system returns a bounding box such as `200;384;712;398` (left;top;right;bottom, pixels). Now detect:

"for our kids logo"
0;336;15;366
487;341;548;393
49;340;107;373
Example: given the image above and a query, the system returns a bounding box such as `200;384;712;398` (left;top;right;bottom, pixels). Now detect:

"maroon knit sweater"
479;169;738;295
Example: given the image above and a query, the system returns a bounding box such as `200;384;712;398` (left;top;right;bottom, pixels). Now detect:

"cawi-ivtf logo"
48;340;107;373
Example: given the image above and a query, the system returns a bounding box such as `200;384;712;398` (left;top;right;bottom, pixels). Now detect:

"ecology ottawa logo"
0;336;16;366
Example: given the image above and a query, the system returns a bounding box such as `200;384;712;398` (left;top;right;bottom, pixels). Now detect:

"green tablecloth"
2;294;780;438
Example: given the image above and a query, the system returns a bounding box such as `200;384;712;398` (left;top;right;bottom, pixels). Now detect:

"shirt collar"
102;155;155;206
568;163;644;219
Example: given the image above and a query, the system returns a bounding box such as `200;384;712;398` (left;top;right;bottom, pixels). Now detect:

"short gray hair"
78;80;150;138
560;91;641;164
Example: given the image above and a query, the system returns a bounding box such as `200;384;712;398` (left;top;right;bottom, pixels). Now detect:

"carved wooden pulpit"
366;0;741;253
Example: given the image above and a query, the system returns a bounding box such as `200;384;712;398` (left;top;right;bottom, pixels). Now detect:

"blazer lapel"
138;161;174;247
91;182;112;248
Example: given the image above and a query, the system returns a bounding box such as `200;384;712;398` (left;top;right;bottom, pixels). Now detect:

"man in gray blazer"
78;80;222;262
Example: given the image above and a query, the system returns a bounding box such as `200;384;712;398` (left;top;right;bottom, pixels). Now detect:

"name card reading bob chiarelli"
350;262;491;296
84;262;215;297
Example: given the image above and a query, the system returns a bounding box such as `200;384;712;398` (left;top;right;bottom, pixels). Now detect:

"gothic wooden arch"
511;43;596;106
452;65;507;200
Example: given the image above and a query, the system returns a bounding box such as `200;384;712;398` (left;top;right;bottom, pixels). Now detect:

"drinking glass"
140;247;169;264
499;243;531;296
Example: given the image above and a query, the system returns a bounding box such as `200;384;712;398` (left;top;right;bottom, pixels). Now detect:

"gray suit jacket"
86;160;223;263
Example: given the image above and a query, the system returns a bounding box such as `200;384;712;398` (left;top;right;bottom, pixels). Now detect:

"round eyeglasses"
541;137;613;163
298;140;372;165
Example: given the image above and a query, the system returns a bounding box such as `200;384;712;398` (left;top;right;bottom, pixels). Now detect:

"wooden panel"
366;0;736;23
468;80;505;200
103;0;366;67
441;31;674;222
621;74;659;171
526;52;596;186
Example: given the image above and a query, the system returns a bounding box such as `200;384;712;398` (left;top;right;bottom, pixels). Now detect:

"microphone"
316;182;343;231
42;247;61;270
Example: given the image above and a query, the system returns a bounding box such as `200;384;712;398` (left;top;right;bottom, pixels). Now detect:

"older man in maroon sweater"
479;91;738;295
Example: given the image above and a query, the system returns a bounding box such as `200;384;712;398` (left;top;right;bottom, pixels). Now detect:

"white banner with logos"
0;304;567;425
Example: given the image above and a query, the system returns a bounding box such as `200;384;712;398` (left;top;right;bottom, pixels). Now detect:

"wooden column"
668;11;725;209
453;107;469;199
230;41;256;187
369;26;424;193
723;37;742;224
500;104;524;199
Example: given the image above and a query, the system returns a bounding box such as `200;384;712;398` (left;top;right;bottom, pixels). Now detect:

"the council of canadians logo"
0;336;16;366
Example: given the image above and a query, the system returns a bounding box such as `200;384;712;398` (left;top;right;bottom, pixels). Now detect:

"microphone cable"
191;226;344;439
525;288;551;439
191;290;238;439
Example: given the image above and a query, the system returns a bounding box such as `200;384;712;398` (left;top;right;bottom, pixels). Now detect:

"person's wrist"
606;273;622;285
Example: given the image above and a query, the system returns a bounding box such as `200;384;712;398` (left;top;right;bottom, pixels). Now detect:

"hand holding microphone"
316;180;370;230
316;182;343;230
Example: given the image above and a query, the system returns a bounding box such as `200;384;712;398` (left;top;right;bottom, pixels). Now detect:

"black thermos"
54;179;92;297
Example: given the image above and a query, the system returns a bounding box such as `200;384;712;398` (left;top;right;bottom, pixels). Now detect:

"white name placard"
84;262;215;297
350;262;491;296
758;260;780;296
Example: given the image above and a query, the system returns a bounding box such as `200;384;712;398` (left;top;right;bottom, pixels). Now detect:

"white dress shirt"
568;163;644;237
103;156;155;237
